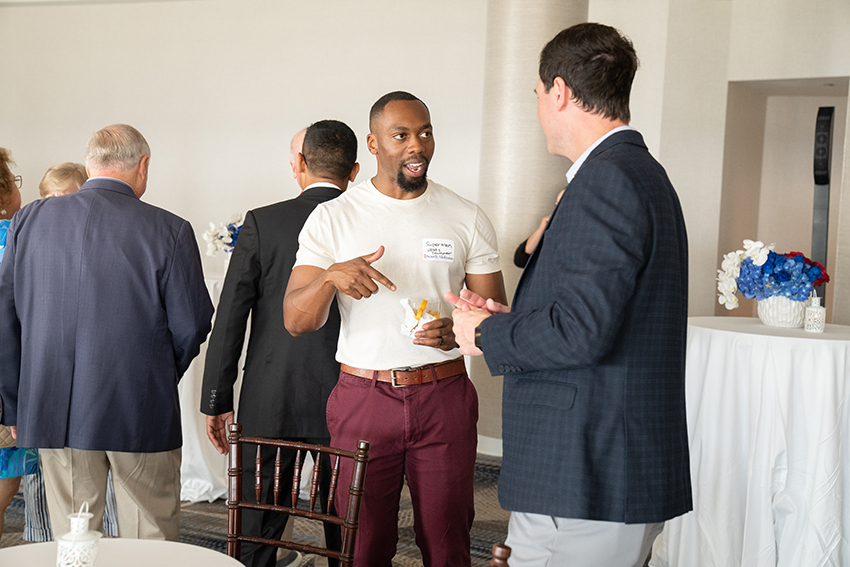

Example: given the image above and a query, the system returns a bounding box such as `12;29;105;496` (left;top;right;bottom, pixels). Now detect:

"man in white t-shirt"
284;91;506;567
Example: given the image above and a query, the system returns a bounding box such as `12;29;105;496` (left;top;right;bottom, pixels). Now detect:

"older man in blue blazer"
450;23;692;567
0;124;213;540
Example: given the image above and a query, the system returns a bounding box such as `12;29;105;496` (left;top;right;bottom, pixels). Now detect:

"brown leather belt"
341;358;466;387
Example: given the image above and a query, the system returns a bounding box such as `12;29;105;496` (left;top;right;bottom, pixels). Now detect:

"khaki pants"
41;447;181;540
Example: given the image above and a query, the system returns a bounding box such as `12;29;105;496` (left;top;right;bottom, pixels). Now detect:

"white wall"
0;0;489;273
725;0;850;322
657;0;850;318
5;0;850;448
728;0;850;82
7;0;847;312
719;91;848;319
759;95;846;270
588;0;669;157
658;1;734;316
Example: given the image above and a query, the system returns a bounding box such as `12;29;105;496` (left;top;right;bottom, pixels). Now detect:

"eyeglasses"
14;175;22;189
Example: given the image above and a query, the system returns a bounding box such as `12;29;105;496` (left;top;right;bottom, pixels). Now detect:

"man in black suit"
201;120;359;567
450;23;692;566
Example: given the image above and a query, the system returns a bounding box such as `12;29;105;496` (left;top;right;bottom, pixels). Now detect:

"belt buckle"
390;367;415;388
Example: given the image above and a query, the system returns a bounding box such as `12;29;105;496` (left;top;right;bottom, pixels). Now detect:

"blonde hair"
0;148;14;207
39;162;88;198
85;124;150;171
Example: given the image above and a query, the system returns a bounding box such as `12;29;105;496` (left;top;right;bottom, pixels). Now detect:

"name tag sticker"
423;239;455;262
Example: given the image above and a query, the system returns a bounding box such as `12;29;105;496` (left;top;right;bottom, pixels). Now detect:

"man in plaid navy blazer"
450;23;692;566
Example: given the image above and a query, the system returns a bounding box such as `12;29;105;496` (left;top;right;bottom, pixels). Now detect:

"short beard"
397;170;428;193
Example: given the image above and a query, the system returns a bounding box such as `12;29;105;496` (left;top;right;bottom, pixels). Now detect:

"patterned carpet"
1;454;509;567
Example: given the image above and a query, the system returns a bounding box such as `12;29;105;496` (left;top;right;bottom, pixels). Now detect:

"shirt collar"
303;181;342;192
565;125;635;183
86;176;134;191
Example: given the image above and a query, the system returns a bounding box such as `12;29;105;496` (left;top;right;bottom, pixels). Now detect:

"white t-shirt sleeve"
294;206;336;270
465;206;501;275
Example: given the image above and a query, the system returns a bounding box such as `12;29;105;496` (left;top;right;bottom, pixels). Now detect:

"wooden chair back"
226;423;369;567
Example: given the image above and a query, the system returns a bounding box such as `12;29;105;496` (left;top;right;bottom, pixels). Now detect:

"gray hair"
85;124;150;171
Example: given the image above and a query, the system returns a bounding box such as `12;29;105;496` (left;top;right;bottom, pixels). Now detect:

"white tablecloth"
0;538;242;566
651;316;850;567
178;276;239;503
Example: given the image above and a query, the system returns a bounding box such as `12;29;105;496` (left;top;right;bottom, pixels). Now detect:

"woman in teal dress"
0;147;38;539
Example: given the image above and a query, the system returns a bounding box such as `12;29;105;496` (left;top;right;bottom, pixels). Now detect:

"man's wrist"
474;323;483;351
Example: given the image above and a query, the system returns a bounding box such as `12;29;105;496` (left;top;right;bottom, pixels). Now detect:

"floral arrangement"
717;239;829;310
203;213;243;256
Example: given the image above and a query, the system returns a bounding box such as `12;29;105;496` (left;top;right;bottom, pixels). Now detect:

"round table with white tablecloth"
0;538;242;566
651;316;850;567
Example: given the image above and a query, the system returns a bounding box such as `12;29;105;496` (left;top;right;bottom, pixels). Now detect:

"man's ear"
348;162;361;182
137;155;150;184
294;153;308;191
366;133;378;156
553;77;570;111
132;155;150;198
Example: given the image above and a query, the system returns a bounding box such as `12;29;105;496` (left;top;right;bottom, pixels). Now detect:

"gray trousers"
505;511;664;567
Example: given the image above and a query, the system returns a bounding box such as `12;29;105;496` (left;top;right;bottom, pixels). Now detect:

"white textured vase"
757;295;806;328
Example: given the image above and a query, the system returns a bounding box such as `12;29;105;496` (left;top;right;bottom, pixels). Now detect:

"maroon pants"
327;367;478;567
